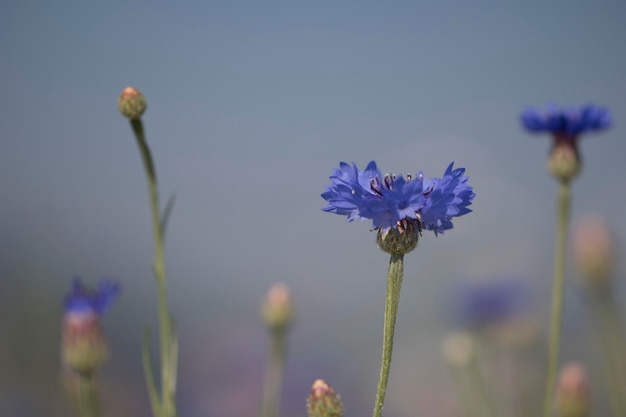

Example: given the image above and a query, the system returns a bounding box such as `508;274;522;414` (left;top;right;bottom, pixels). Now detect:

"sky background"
1;1;626;416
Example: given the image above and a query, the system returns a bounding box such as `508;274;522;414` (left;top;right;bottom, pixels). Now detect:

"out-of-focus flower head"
521;104;611;139
441;332;476;369
261;282;294;334
321;161;475;235
450;278;530;329
520;104;611;182
65;278;120;317
554;362;591;417
573;213;616;288
62;278;120;375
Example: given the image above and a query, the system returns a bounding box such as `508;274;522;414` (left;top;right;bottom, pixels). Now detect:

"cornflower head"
520;104;611;182
62;278;120;375
321;161;475;255
450;278;530;328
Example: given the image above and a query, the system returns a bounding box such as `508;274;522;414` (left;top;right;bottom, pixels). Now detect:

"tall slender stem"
372;253;404;417
78;373;101;417
542;181;571;417
588;291;626;417
131;119;175;417
260;332;287;417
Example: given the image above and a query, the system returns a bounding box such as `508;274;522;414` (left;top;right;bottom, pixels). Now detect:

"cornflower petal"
65;278;120;316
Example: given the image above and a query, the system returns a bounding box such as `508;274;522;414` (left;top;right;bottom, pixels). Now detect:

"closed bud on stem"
573;213;615;288
554;363;591;417
548;136;581;183
118;86;147;120
442;332;476;368
307;379;344;417
261;283;294;333
376;220;420;255
62;313;108;375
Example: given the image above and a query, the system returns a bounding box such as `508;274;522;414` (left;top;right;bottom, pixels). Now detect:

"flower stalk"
260;331;288;417
586;290;626;417
260;284;293;417
372;253;404;417
78;373;101;417
542;181;571;417
129;115;178;417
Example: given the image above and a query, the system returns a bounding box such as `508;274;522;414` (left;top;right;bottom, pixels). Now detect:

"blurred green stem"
542;181;571;417
78;373;100;417
260;331;287;417
131;119;176;417
449;355;496;417
372;254;404;417
589;291;626;417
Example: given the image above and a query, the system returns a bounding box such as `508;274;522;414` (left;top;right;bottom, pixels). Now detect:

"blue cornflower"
520;104;611;182
520;104;611;139
62;278;119;374
65;278;120;317
450;278;530;328
321;161;475;234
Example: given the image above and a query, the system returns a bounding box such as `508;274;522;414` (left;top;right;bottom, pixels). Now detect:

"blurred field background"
1;1;626;416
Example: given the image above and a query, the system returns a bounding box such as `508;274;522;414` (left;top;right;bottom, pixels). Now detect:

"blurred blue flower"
520;104;611;138
321;161;475;234
65;278;120;317
450;279;529;328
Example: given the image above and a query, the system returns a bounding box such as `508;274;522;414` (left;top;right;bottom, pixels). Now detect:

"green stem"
589;291;626;417
372;253;404;417
78;373;101;417
448;357;496;417
260;331;287;417
541;181;571;417
131;119;176;417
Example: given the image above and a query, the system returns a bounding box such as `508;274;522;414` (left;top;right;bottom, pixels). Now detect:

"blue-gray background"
1;1;625;416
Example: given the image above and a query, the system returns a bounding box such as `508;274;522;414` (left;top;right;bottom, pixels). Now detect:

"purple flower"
520;104;611;139
450;279;530;328
65;278;120;317
321;161;475;234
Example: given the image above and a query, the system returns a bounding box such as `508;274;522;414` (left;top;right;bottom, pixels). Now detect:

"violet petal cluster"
520;104;611;138
321;161;475;234
65;278;120;316
450;278;530;328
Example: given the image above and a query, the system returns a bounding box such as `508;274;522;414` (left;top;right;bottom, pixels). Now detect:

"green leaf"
160;194;177;239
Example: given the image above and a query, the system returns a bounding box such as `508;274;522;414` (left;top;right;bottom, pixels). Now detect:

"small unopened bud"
261;283;294;333
442;332;475;368
573;213;615;287
554;363;591;417
307;379;344;417
548;139;581;183
62;313;108;375
118;86;147;120
376;222;419;255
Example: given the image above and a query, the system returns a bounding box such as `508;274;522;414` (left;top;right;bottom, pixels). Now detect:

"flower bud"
61;278;119;375
442;332;475;368
548;139;581;183
62;313;108;375
573;213;615;287
376;222;419;255
307;379;344;417
261;283;294;333
554;363;591;417
118;86;147;120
